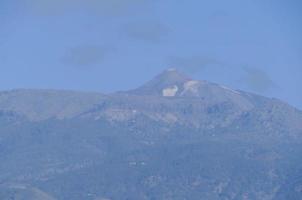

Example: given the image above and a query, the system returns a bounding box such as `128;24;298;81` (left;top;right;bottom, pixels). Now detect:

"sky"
0;0;301;109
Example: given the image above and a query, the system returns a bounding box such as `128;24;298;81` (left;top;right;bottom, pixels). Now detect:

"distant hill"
0;69;301;200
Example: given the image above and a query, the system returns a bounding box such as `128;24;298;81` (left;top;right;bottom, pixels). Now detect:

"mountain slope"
0;89;105;121
0;69;301;200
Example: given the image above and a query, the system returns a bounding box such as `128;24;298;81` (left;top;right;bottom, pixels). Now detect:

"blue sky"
0;0;301;109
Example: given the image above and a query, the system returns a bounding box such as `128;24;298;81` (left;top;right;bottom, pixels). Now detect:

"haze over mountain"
0;69;301;200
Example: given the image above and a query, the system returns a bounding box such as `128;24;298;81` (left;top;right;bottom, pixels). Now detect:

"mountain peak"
125;69;248;103
156;68;191;82
127;68;192;96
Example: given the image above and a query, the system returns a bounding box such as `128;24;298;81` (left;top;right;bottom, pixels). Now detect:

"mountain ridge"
0;70;301;137
1;69;300;121
0;69;302;199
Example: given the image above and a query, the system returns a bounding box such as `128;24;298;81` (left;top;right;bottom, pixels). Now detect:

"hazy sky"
0;0;301;109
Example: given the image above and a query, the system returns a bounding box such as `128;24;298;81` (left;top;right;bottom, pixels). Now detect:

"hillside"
0;69;301;200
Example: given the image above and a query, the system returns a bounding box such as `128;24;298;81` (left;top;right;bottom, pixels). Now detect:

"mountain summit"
128;68;192;96
126;69;254;111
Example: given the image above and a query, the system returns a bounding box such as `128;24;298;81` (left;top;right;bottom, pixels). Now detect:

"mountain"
0;89;105;121
0;69;301;200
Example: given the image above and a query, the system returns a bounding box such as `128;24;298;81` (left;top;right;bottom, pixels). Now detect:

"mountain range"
0;69;301;200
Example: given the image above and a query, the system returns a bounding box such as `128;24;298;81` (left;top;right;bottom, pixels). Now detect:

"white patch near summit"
182;80;199;95
162;85;179;97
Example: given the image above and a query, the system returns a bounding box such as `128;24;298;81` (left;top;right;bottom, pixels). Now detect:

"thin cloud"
167;56;225;73
124;21;170;43
207;10;234;29
26;0;150;16
242;67;276;93
60;45;111;68
167;56;277;94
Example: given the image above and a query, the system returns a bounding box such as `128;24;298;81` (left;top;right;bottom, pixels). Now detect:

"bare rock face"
0;69;302;200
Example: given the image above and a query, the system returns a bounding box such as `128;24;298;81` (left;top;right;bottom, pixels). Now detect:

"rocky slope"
0;69;301;200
